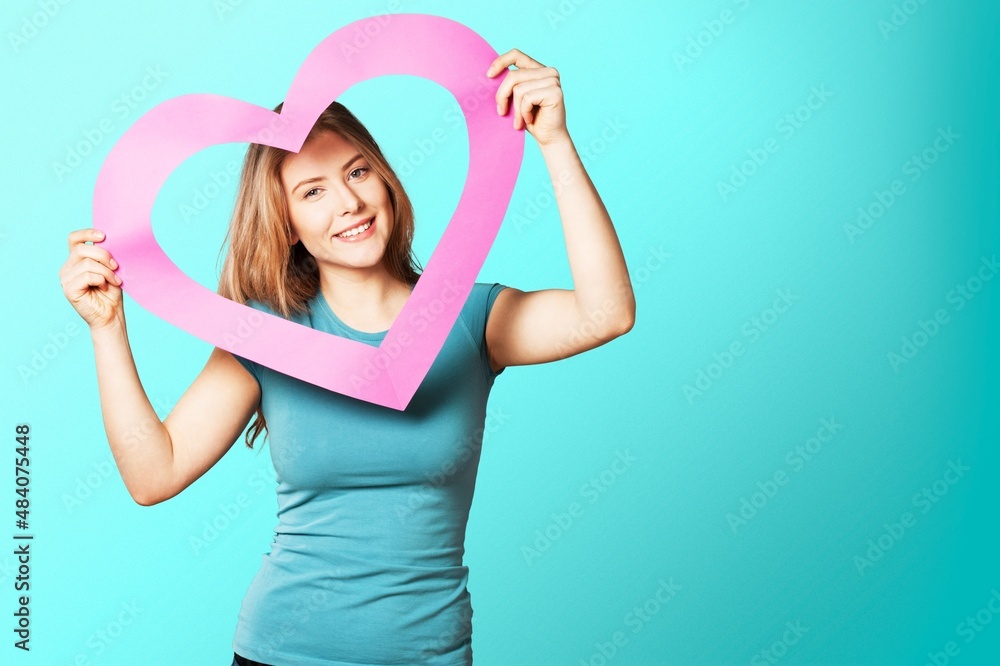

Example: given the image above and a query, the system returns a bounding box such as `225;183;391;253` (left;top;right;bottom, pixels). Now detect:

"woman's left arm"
484;49;636;374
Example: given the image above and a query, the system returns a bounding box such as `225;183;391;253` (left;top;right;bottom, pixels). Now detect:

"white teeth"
337;219;372;238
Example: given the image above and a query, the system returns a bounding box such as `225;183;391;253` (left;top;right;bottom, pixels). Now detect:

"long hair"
216;100;423;449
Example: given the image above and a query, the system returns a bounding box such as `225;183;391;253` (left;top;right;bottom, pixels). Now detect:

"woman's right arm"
62;228;261;506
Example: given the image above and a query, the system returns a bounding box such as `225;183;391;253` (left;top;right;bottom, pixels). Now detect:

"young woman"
60;49;635;665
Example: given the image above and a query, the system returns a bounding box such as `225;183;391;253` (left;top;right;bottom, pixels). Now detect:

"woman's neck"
318;266;413;332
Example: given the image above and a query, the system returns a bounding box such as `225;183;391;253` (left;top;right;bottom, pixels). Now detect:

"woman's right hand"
60;228;125;331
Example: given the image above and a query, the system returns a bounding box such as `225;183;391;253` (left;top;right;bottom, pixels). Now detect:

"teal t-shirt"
230;281;507;666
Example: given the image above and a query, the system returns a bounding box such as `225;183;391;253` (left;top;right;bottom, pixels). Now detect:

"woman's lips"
334;216;375;242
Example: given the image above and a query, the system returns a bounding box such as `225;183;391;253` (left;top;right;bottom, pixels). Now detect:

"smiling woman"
280;133;401;305
217;100;421;328
59;45;634;666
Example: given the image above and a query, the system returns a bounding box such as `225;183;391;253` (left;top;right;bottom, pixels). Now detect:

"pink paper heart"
93;13;524;410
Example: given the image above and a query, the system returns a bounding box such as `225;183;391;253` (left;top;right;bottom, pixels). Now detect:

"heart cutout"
93;13;524;410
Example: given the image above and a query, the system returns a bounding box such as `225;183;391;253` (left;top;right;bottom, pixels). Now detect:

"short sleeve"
232;352;262;391
483;282;508;379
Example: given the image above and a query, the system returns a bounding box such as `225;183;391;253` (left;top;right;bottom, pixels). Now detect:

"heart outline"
93;13;524;410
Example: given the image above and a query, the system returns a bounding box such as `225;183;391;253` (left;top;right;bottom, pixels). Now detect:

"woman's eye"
349;167;369;180
304;188;320;199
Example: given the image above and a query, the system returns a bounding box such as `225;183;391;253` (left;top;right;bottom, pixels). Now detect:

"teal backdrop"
3;1;998;664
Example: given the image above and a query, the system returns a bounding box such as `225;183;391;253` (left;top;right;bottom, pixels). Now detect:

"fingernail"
111;259;118;268
497;103;503;115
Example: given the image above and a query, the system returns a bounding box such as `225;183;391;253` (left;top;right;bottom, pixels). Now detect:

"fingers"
493;66;560;117
486;48;556;118
73;243;119;272
71;266;119;295
67;227;105;252
61;227;122;294
510;79;556;130
64;228;118;275
62;256;122;291
487;48;544;77
61;228;124;328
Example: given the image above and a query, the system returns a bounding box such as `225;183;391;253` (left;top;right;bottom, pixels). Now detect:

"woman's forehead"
280;131;361;180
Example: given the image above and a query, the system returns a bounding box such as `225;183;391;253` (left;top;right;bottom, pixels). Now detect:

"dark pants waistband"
233;652;272;666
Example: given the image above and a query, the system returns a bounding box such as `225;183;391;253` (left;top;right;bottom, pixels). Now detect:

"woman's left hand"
487;49;569;147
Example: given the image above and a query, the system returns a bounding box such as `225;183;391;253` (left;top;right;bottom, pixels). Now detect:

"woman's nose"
332;183;363;214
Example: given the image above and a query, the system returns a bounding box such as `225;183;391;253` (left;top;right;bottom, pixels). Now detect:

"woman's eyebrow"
290;154;364;195
291;176;325;195
342;153;363;170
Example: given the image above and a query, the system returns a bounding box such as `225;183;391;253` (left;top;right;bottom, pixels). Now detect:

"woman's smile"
333;215;376;241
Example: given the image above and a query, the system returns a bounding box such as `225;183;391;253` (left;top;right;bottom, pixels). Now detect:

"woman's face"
280;130;394;274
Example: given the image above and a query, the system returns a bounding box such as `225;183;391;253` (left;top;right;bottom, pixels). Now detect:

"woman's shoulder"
457;281;508;331
461;281;507;308
469;280;507;294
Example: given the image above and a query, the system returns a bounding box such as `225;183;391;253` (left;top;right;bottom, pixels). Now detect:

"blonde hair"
217;100;422;448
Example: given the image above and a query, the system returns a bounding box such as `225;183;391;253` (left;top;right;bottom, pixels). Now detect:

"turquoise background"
3;0;998;664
